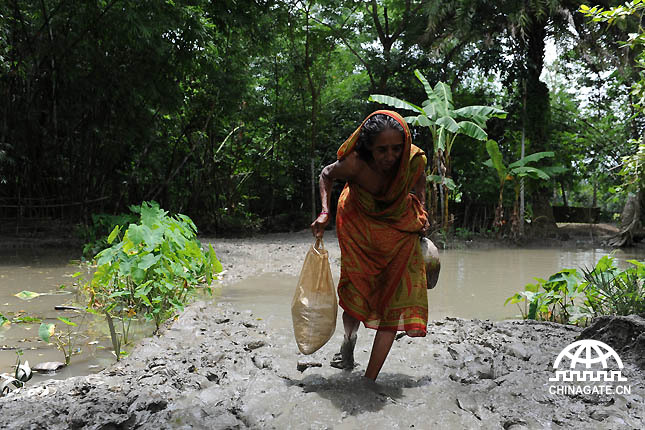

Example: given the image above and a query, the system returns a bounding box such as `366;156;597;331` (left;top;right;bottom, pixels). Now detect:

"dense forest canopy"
0;0;642;236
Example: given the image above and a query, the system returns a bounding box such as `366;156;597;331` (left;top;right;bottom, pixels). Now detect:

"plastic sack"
421;237;441;289
291;238;338;355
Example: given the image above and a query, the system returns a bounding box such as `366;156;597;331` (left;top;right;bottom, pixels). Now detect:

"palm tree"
484;139;554;237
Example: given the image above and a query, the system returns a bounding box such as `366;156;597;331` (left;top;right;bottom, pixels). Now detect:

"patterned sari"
336;110;428;337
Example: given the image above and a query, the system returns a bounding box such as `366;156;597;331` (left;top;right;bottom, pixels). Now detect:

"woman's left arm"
412;173;426;208
412;173;430;234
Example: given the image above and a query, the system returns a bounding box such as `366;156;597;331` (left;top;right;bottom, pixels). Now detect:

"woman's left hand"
311;213;330;238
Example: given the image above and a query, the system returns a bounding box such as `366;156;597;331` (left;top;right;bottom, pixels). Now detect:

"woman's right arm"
310;157;356;238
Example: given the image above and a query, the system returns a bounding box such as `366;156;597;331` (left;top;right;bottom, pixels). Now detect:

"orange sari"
336;110;428;337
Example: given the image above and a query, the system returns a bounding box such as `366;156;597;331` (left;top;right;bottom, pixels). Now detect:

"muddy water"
0;248;151;382
1;243;644;383
219;246;645;324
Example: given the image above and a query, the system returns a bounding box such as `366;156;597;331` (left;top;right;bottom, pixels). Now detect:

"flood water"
1;244;644;381
218;246;645;331
0;247;150;383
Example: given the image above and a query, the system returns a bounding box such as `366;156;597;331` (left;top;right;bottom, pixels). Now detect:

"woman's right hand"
310;213;330;238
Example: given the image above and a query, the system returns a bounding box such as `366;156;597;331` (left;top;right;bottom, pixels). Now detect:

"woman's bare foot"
330;333;357;369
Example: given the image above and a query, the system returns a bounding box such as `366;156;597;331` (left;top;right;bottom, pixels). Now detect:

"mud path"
0;230;643;429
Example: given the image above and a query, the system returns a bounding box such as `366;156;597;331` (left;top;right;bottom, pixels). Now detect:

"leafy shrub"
86;201;222;359
581;255;645;317
505;269;585;324
505;254;645;325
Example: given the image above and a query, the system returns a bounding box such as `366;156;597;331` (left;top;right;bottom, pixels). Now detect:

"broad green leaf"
126;224;145;246
453;105;507;120
443;177;457;191
485;140;506;182
138;253;161;270
508;151;554;168
178;214;197;234
107;225;121;244
436;116;459;133
39;323;55;342
456;121;487;141
0;313;9;327
509;166;551;181
208;245;223;274
414;69;434;100
437;127;446;151
131;267;146;284
368;95;423;113
504;293;524;306
417;115;433;127
141;225;164;250
627;259;645;268
140;201;166;227
14;291;41;300
57;317;77;327
433;82;454;113
524;282;540;293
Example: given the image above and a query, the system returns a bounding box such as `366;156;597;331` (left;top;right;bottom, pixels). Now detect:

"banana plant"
484;139;554;233
370;70;506;229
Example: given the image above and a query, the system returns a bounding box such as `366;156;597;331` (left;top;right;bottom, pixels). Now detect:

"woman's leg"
342;310;360;338
331;311;360;369
364;329;396;380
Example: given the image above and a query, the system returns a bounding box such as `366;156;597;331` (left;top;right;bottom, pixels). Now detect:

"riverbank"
0;230;644;429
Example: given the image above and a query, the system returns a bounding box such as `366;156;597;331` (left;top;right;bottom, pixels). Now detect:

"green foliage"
38;317;81;366
581;2;645;197
580;255;645;316
505;269;585;324
484;139;554;230
87;202;221;343
506;254;645;325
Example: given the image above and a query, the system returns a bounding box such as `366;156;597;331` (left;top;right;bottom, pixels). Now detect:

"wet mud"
0;230;643;429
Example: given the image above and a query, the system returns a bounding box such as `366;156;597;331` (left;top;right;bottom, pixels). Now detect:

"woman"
310;110;429;381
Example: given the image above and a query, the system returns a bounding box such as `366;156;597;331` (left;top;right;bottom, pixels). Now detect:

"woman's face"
370;128;404;174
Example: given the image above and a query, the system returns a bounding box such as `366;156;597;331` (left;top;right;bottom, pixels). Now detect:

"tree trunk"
607;190;643;247
560;181;568;208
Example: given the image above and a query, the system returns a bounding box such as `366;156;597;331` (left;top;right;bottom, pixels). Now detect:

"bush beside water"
506;254;645;325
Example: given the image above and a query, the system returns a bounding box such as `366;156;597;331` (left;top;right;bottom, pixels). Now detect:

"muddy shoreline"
0;230;644;429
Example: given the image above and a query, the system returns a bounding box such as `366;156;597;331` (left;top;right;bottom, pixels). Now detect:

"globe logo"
549;339;627;382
